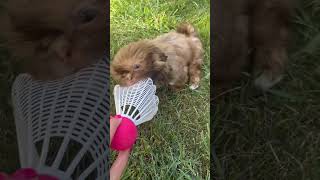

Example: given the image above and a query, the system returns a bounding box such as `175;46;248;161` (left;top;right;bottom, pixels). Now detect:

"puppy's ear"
152;47;167;62
149;47;167;70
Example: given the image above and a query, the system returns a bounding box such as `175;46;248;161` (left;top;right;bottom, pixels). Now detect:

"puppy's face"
1;0;107;80
111;56;150;86
111;41;167;86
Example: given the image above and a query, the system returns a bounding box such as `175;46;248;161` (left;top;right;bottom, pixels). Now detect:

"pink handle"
110;115;138;151
0;168;58;180
0;172;9;180
11;168;37;179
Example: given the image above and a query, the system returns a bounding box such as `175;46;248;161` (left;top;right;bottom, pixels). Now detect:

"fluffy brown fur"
0;0;107;80
111;23;203;90
213;0;294;95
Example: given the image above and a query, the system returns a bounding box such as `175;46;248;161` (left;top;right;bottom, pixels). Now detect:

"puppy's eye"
133;64;140;70
120;70;129;74
121;72;130;78
78;8;98;24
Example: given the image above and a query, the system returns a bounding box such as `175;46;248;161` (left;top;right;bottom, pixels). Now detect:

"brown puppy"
213;0;294;94
111;23;203;90
0;0;107;80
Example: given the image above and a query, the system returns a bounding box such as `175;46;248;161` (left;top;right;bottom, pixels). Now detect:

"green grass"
213;0;320;179
0;1;23;172
0;43;20;171
110;0;210;179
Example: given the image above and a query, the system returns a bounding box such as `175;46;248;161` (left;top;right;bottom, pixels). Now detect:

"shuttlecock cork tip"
110;115;138;150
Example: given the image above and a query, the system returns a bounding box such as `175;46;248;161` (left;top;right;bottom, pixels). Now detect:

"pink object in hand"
11;168;37;180
38;175;59;180
0;172;9;180
110;115;138;151
0;168;59;180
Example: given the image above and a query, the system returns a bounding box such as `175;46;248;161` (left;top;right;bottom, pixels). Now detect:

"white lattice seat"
11;58;109;180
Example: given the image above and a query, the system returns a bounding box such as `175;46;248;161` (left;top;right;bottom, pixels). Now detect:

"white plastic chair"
11;58;109;180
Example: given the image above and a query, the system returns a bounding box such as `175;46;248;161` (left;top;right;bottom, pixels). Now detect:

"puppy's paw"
254;71;283;91
253;47;287;91
189;76;200;90
189;83;199;90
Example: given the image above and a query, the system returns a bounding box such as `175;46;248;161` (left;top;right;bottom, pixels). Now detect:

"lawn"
110;0;210;179
213;0;320;179
0;33;20;171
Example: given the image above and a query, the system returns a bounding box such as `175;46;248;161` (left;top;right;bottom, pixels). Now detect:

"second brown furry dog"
213;0;294;95
111;23;203;90
0;0;107;80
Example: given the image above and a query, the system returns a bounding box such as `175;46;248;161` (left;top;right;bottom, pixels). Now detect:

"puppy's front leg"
252;0;293;90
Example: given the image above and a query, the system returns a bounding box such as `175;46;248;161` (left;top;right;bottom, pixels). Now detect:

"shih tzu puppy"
0;0;107;80
111;23;203;90
213;0;294;93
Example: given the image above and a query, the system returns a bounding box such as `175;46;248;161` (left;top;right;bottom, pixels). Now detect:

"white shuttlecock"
11;59;110;180
113;78;159;126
